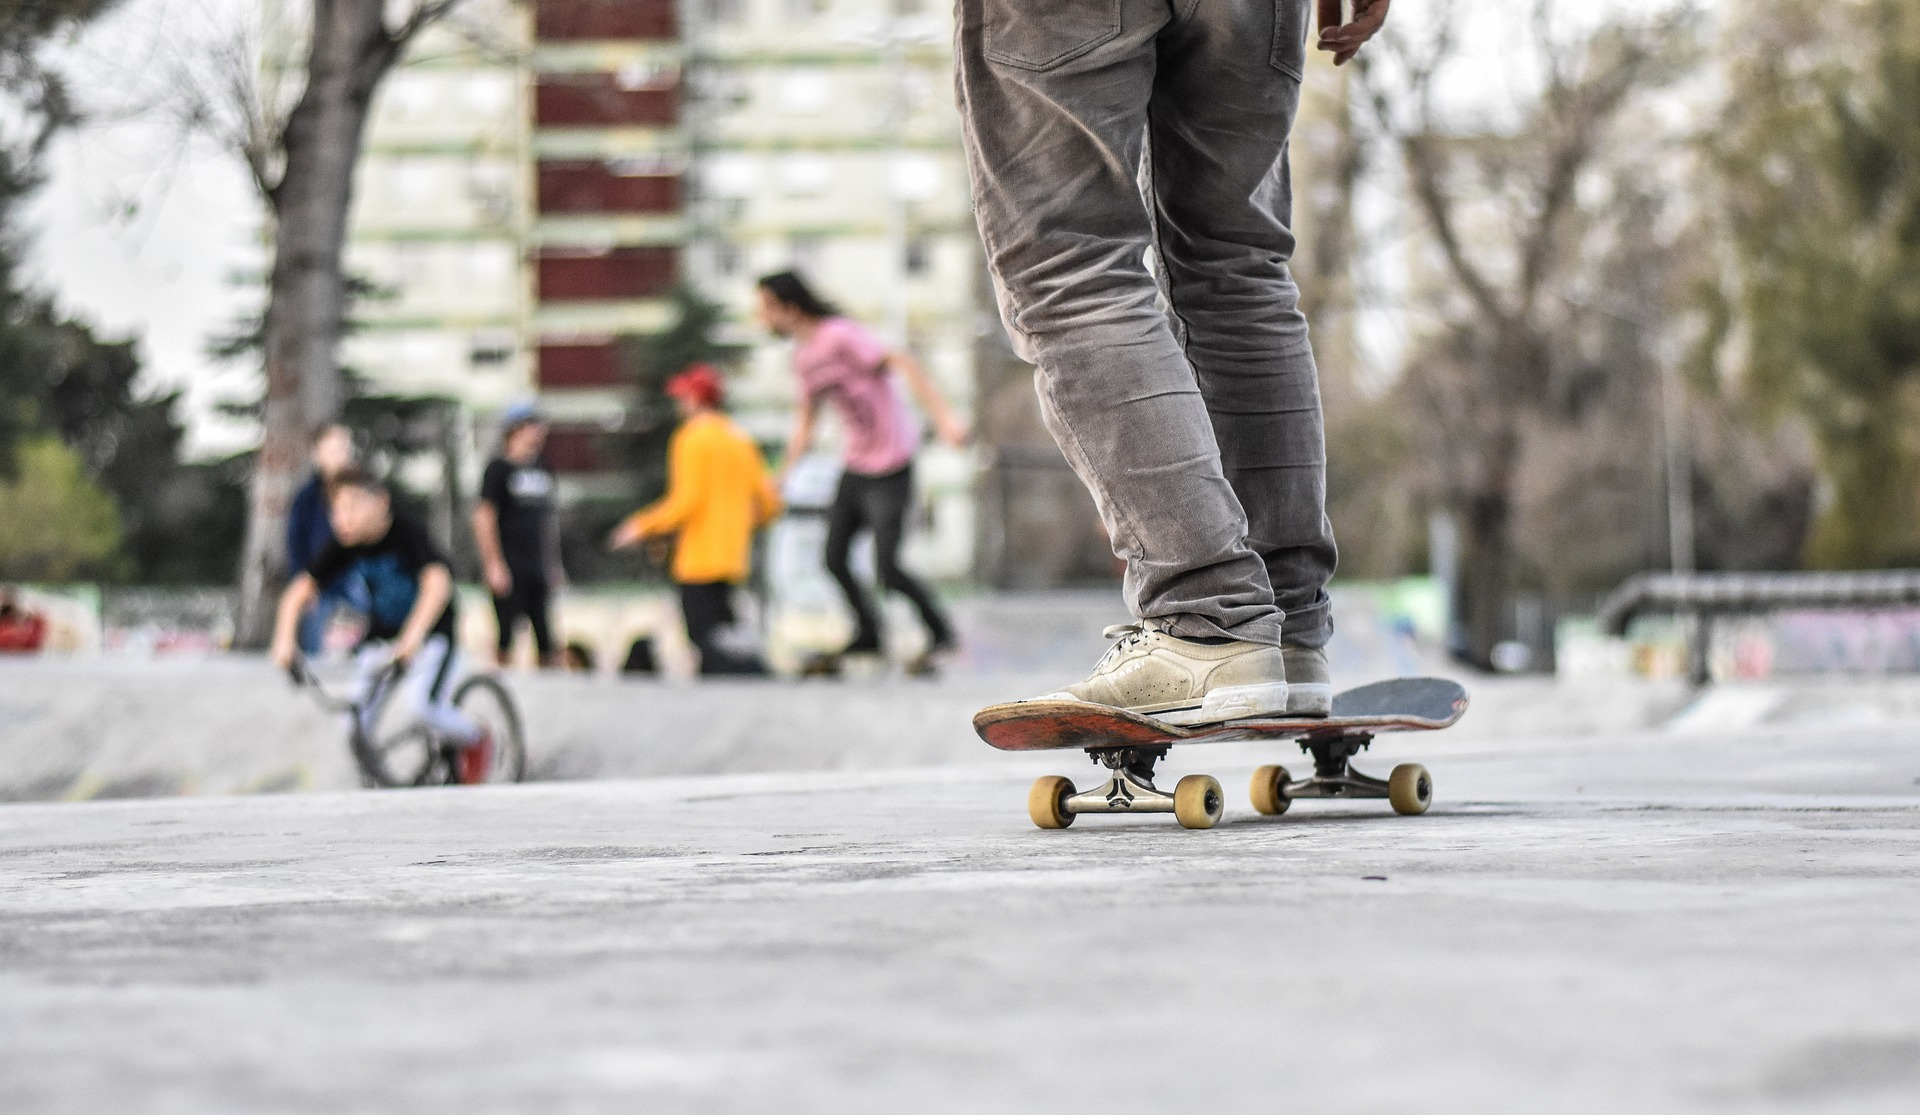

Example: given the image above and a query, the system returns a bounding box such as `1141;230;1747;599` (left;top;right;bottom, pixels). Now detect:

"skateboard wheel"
1028;775;1076;829
1173;775;1224;830
1388;763;1432;816
1249;764;1292;816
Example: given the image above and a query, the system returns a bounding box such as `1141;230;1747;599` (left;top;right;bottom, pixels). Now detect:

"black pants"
679;582;768;676
492;568;554;659
825;464;953;653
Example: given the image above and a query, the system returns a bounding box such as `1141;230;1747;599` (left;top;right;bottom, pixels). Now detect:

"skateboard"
973;677;1469;830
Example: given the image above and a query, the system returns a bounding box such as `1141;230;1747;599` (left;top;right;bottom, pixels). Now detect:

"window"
890;155;940;200
904;235;931;277
777;154;833;196
702;154;760;199
470;331;516;367
777;70;832;115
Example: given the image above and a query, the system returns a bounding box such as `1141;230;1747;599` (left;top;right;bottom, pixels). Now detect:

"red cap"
664;364;725;409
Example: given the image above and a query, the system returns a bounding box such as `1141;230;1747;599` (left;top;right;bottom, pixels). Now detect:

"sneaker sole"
1154;681;1292;728
1284;683;1333;717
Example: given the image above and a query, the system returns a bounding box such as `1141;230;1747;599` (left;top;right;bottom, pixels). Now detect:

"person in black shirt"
271;470;485;764
473;403;565;667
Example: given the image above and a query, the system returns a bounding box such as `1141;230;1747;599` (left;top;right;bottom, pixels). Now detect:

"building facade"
333;0;977;579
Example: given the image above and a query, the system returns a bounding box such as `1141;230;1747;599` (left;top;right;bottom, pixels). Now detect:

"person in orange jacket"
610;364;782;675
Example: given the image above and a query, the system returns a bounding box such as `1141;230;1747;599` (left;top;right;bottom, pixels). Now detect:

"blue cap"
501;400;543;428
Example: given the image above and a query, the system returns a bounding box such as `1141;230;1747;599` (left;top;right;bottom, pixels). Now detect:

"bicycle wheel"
352;671;442;788
453;674;527;783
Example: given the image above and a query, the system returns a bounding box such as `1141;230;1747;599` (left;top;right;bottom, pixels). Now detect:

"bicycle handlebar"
286;652;406;715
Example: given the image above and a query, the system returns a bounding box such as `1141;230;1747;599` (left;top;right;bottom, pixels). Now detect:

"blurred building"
327;0;975;578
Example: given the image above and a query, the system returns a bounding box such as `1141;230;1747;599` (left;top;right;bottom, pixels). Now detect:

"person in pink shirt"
757;271;969;670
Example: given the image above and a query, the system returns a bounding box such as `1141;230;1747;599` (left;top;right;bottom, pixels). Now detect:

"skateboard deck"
973;677;1470;830
974;676;1468;752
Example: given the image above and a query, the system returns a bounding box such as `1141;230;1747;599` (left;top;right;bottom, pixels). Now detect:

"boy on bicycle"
269;468;491;780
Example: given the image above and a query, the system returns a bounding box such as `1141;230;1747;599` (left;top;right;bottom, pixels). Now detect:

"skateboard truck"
1249;731;1434;816
1286;732;1391;800
1069;746;1177;815
1026;746;1227;830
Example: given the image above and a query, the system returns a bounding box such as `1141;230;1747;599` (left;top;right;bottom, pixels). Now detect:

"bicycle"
287;651;527;787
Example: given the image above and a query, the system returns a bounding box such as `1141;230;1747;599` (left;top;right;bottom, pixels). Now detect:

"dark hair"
757;271;840;319
325;467;387;499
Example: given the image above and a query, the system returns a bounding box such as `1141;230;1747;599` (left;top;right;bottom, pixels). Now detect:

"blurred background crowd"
1;0;1917;684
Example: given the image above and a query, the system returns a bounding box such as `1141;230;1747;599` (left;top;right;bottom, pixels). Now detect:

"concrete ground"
4;720;1919;1113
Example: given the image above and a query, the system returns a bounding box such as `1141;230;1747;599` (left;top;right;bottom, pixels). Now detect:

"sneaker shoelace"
1095;622;1152;669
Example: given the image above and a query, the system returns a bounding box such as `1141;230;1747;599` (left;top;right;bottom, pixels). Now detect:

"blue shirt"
287;475;335;578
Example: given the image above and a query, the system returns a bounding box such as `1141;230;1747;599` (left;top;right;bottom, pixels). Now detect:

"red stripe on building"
538;342;626;388
535;78;679;128
534;0;677;41
536;247;679;301
542;426;607;474
538;163;681;215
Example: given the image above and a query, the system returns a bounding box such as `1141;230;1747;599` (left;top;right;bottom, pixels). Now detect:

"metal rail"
1596;570;1920;685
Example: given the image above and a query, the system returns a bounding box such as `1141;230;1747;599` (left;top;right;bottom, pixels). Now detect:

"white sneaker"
1029;622;1290;727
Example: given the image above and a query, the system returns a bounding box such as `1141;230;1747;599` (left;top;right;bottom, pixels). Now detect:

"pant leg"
680;581;768;676
822;472;884;652
1149;0;1335;648
491;587;521;656
513;568;556;659
680;582;727;668
954;0;1283;645
861;466;955;648
398;635;478;741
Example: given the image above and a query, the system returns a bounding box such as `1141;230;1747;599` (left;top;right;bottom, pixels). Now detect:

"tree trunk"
1448;344;1526;671
1451;488;1515;670
233;0;400;646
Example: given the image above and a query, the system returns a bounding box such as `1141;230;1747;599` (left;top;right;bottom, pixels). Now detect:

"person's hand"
935;414;972;448
607;522;640;551
1317;0;1390;66
484;559;512;595
391;635;422;666
270;635;296;672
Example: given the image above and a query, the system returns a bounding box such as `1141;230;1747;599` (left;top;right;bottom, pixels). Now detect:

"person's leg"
679;581;726;673
400;635;478;741
680;581;769;676
863;466;955;649
491;586;520;666
822;472;883;654
1149;0;1335;653
517;570;557;664
955;0;1282;646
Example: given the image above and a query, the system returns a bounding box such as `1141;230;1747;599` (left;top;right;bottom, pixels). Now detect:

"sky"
22;0;1713;458
27;0;262;459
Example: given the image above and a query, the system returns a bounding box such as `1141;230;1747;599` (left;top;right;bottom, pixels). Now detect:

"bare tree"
171;0;472;645
1353;0;1700;666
